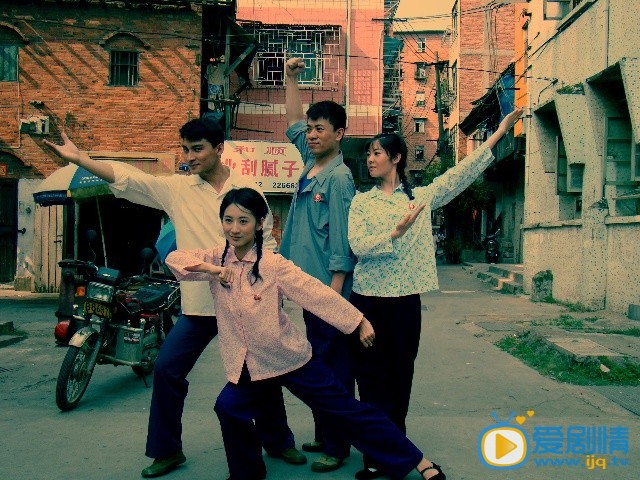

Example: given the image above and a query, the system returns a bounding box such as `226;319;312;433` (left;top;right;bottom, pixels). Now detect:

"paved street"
0;265;638;479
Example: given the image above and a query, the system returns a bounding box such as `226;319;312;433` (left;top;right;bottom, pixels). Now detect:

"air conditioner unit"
19;115;50;135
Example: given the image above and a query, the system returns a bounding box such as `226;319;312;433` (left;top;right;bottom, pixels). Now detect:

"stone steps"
466;263;524;294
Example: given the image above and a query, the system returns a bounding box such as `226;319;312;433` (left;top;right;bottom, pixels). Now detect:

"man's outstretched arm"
43;132;115;182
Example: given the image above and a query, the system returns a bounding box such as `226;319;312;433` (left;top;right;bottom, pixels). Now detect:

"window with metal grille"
243;24;340;88
110;50;139;86
0;44;18;82
415;145;425;161
415;63;427;80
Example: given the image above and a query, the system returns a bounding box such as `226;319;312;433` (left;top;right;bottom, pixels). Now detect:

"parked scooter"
54;231;180;411
484;229;500;264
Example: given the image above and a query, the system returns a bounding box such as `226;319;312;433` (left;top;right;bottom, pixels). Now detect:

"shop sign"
222;141;303;193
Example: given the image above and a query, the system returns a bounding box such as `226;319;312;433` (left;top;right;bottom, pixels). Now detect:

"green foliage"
496;331;640;385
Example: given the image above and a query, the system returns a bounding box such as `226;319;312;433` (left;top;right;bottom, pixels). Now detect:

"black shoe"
355;467;385;480
418;463;446;480
141;451;186;478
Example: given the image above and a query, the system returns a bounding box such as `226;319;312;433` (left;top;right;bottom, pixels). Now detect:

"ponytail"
220;240;230;267
398;169;414;201
250;229;263;285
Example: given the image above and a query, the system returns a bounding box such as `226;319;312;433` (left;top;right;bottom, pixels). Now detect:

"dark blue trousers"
214;357;423;480
303;309;353;459
145;313;294;459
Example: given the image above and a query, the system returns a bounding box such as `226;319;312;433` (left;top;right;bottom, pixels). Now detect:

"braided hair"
366;133;414;200
219;188;268;285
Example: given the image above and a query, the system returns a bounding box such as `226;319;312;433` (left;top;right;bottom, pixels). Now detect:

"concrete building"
522;0;640;314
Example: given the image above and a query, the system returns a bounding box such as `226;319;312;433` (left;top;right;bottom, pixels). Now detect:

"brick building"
231;0;384;184
447;0;515;162
0;0;387;291
0;0;202;290
394;29;447;184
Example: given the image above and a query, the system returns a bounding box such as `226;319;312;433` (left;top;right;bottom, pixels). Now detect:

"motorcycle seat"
131;283;177;311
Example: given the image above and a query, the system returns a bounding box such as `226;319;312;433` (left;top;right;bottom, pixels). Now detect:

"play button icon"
479;426;528;468
495;433;518;459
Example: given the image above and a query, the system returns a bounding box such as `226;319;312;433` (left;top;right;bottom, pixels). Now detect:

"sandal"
418;463;446;480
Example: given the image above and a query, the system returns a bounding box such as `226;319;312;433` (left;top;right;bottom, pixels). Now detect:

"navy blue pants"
145;314;294;459
303;309;353;459
214;357;423;480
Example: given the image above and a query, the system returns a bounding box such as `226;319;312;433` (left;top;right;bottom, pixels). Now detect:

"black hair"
306;101;347;132
179;117;224;148
366;133;414;200
219;188;268;284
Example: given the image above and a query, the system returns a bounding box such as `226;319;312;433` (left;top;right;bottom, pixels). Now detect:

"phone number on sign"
256;181;298;190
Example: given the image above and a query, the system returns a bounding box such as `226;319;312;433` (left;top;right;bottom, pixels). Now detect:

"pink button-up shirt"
166;247;364;383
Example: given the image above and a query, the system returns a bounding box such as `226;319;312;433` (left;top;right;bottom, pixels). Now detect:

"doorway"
0;180;18;282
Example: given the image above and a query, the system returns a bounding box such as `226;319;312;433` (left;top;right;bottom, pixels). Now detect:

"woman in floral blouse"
166;187;446;480
347;108;522;480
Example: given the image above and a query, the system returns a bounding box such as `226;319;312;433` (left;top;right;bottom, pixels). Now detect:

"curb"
0;335;27;348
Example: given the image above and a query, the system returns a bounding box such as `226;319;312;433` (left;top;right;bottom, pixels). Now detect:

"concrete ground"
0;265;638;479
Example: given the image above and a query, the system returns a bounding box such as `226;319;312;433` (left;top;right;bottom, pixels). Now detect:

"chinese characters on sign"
0;163;7;177
222;141;303;193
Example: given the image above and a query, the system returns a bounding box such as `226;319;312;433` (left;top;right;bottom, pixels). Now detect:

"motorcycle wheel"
55;337;99;411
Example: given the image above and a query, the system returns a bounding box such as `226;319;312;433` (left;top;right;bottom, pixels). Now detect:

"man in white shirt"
44;118;306;478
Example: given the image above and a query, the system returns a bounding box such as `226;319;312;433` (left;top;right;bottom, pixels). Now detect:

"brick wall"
452;0;515;161
0;1;201;179
236;0;383;142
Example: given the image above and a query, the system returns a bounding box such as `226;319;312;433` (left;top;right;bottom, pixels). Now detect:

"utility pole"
434;52;447;158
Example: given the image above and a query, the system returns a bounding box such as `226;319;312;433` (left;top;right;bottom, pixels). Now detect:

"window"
451;62;458;94
249;25;340;88
415;62;427;80
556;136;569;195
417;38;426;53
543;0;585;20
0;26;23;82
110;50;139;86
0;43;17;81
415;118;425;133
605;116;639;215
416;91;425;107
415;145;425;161
452;1;459;39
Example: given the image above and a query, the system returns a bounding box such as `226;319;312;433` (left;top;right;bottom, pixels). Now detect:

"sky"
395;0;454;29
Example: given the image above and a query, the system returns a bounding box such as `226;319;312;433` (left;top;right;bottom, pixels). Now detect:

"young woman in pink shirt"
165;187;445;480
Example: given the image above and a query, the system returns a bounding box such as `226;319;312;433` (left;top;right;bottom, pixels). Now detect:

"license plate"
84;301;112;319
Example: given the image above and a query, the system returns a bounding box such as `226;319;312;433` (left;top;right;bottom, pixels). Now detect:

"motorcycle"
485;229;500;264
54;232;180;411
